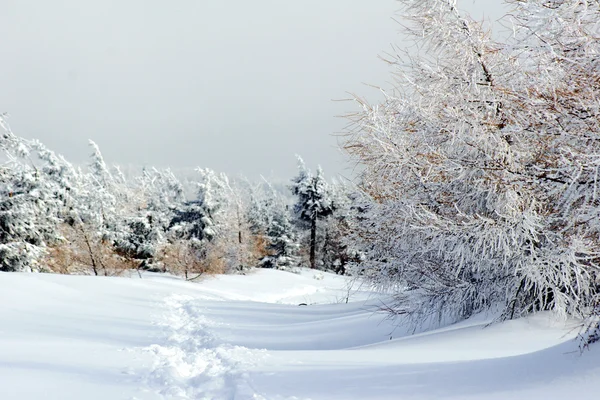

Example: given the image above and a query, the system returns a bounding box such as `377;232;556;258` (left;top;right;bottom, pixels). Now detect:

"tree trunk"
80;226;98;276
238;206;243;244
310;213;317;269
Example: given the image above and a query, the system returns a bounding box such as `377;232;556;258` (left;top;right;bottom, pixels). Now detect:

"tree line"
0;117;360;277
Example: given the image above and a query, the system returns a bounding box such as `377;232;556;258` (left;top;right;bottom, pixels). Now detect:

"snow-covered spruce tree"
343;0;600;323
169;168;225;242
265;204;299;269
141;168;186;231
115;213;161;263
166;168;232;278
0;166;53;271
27;140;86;274
113;168;186;270
290;157;335;269
249;181;299;269
319;180;361;274
0;117;64;272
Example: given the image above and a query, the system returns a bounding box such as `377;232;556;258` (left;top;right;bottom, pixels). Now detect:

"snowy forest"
2;0;600;343
0;115;358;278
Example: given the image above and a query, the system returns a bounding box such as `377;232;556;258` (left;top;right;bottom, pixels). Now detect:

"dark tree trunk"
310;213;317;269
79;225;98;276
237;208;243;244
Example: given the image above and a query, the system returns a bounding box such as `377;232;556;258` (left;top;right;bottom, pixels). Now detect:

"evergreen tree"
0;118;62;271
250;181;299;269
114;168;185;267
169;168;225;242
264;202;299;269
290;157;334;269
0;167;57;271
318;180;359;274
165;168;241;277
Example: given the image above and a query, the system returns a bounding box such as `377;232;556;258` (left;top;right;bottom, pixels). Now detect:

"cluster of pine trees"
0;115;358;277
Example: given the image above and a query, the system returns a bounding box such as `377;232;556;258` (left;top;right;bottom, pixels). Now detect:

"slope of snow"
0;269;598;400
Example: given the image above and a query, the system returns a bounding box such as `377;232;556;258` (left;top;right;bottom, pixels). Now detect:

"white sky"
0;0;507;180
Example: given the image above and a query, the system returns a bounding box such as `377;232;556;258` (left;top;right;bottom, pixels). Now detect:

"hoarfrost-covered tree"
114;168;185;267
251;182;299;269
247;184;272;240
166;168;231;278
169;168;226;242
0;117;64;271
319;180;360;274
343;0;600;323
265;205;299;269
217;177;258;271
142;168;186;229
55;140;137;276
291;157;335;269
0;166;56;271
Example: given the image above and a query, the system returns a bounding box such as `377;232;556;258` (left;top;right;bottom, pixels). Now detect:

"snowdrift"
0;269;598;399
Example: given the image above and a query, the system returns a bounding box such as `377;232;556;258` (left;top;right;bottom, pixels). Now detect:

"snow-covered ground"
0;269;598;400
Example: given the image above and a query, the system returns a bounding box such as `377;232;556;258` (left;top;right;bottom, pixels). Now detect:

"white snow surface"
0;268;598;400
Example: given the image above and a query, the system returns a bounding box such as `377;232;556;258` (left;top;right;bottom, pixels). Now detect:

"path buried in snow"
0;269;599;399
142;268;373;399
145;294;269;399
142;269;600;400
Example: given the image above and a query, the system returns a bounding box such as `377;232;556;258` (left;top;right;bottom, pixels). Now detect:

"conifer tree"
0;117;62;271
290;157;334;269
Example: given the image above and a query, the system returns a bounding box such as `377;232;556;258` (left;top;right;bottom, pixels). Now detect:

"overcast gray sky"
0;0;507;180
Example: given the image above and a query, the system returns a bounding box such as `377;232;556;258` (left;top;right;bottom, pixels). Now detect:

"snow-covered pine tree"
319;179;359;274
113;168;185;270
246;182;272;241
343;0;600;323
0;117;63;271
166;168;231;277
169;168;225;242
290;156;335;269
115;213;161;262
142;168;186;229
250;181;299;270
265;203;299;269
0;166;55;271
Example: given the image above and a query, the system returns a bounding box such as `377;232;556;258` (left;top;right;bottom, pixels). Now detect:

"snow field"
145;294;269;399
0;268;599;399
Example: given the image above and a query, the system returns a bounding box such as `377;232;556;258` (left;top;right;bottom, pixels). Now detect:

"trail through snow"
1;269;599;399
145;294;268;400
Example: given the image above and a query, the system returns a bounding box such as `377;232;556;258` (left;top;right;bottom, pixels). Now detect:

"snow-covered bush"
343;0;600;323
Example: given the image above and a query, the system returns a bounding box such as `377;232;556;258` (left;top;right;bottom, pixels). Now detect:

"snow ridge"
145;294;267;400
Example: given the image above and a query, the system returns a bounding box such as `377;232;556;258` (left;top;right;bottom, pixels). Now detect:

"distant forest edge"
0;116;359;279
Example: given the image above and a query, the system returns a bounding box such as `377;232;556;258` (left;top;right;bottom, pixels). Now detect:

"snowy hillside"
0;269;598;400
